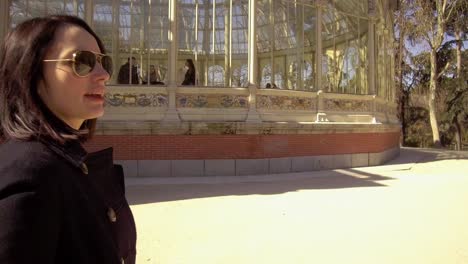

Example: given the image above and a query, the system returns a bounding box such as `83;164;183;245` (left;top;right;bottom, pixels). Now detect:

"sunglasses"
43;50;113;77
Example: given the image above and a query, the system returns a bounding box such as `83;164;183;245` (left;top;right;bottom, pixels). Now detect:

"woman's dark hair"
186;59;195;72
0;15;107;143
181;59;196;85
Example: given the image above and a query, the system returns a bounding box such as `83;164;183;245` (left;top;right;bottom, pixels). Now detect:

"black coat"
117;63;139;84
181;68;195;85
0;139;136;264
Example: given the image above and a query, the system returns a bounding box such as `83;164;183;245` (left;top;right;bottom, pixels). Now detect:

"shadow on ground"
385;147;468;166
126;147;468;205
127;168;394;205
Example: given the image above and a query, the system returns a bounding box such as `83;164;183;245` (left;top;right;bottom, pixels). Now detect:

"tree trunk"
453;30;463;150
452;114;462;150
397;25;406;145
428;50;441;147
400;81;407;145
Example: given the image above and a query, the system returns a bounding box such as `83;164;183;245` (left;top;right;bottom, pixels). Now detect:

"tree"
394;1;414;144
445;0;467;150
406;0;459;147
444;49;468;150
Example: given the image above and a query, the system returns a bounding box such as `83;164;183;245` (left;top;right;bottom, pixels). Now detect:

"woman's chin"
86;108;105;120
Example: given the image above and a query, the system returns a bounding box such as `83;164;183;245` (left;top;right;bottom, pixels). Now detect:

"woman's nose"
93;62;110;82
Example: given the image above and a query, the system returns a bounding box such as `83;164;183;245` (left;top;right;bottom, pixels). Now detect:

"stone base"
115;147;400;178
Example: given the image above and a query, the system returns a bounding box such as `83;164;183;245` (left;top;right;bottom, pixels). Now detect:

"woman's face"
39;24;109;130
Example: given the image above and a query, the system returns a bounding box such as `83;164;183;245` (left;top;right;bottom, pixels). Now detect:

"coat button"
80;163;88;175
107;207;117;222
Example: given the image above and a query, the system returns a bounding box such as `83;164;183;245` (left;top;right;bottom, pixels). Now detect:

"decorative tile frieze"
104;93;168;107
257;95;315;111
177;94;249;108
323;98;372;112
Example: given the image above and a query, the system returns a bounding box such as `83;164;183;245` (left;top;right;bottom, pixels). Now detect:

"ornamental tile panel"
257;95;315;111
177;94;248;108
104;93;168;107
323;98;372;112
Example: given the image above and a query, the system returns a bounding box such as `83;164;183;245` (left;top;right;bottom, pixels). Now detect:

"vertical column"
246;0;261;122
315;3;322;91
73;0;78;16
145;2;151;85
212;0;216;85
315;2;325;121
194;1;199;83
168;0;178;86
388;29;396;103
296;2;304;90
139;2;145;77
224;1;231;87
368;0;377;123
383;27;389;101
163;0;180;122
0;0;9;51
368;0;376;95
283;56;287;89
202;2;210;86
111;0;120;84
84;0;94;27
269;0;275;86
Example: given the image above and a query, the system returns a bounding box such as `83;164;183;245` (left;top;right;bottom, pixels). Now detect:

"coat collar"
40;137;88;172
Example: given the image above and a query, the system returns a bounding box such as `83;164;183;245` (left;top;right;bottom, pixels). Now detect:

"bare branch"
437;62;451;79
444;0;459;23
422;32;434;49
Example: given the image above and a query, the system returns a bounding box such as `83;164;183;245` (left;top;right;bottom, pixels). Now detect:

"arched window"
288;61;297;90
274;72;284;89
232;64;248;87
303;61;314;91
260;64;272;88
208;65;225;86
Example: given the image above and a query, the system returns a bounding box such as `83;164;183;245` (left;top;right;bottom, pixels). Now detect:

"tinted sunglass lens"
74;51;95;76
101;56;113;76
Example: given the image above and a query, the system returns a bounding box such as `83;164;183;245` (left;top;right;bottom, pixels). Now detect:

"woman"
181;58;196;85
143;64;163;85
0;15;136;263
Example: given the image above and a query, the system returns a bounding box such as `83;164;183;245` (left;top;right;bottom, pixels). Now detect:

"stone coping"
106;86;389;102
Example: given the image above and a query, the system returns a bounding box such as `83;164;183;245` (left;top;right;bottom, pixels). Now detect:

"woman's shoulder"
0;139;57;165
0;139;61;187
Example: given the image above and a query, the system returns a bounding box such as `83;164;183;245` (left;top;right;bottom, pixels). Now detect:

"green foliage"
396;0;467;148
404;107;434;147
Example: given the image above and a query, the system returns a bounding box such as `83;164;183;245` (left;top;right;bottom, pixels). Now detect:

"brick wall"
84;132;400;160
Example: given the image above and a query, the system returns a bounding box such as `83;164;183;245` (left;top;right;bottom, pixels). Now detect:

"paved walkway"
126;148;468;264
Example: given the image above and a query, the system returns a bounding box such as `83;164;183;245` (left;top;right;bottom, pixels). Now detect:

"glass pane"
322;1;368;94
10;0;84;28
178;0;247;87
230;0;248;87
93;0;169;85
257;0;272;88
257;0;316;91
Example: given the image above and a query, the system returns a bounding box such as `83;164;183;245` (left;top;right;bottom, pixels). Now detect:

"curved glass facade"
5;0;395;100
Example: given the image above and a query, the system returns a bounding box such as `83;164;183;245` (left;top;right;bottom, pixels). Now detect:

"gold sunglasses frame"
43;50;112;77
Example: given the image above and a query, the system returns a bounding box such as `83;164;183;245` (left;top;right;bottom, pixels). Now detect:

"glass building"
0;0;401;177
3;0;395;98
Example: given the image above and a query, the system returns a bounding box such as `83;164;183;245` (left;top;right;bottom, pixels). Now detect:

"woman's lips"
84;93;104;102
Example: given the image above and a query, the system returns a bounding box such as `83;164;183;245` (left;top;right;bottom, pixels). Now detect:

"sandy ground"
126;148;468;264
